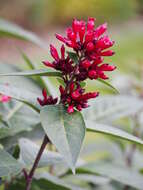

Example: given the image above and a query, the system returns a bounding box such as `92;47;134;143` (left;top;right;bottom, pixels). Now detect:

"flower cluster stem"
24;135;49;190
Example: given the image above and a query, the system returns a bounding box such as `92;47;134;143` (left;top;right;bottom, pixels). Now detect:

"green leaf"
86;121;143;146
97;78;119;94
64;174;110;186
7;175;86;190
67;52;79;64
0;18;46;49
83;95;143;123
0;69;62;78
0;102;40;140
35;173;88;190
19;138;64;168
20;51;36;70
0;149;22;177
80;162;143;189
0;83;40;112
40;104;86;172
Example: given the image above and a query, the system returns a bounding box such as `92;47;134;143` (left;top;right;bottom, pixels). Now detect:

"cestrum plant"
40;17;116;113
0;17;118;190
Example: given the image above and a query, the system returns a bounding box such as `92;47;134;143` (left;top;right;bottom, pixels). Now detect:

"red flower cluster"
43;45;74;75
38;18;116;113
59;83;99;113
56;17;116;81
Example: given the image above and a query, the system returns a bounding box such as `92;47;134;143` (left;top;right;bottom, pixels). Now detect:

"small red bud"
86;42;94;51
81;60;91;69
71;90;81;100
88;70;98;79
67;105;74;113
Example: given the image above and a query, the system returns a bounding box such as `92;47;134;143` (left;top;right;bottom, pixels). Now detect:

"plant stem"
123;116;139;190
25;135;49;190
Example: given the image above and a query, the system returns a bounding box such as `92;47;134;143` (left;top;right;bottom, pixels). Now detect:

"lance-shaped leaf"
86;121;143;146
40;104;86;172
0;69;62;78
97;78;119;94
0;18;46;49
80;162;143;189
0;149;22;177
0;83;40;112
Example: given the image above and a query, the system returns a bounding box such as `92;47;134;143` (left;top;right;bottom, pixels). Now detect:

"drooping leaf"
0;102;40;140
83;95;143;124
0;149;22;177
0;69;62;78
86;121;143;146
67;52;79;64
80;162;143;189
19;138;64;167
40;104;86;172
0;83;40;112
0;18;46;49
97;78;119;94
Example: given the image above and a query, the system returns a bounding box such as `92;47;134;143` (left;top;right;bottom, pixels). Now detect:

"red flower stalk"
38;17;116;113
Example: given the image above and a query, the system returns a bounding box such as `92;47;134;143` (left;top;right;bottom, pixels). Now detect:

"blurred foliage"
0;0;141;28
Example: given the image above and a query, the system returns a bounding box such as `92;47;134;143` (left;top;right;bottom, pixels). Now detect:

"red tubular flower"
37;88;58;106
43;44;74;75
59;84;99;113
40;17;116;113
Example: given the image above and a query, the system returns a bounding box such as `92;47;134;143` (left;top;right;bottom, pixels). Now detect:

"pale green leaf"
0;69;62;78
86;121;143;146
19;138;64;168
0;149;22;177
81;162;143;189
0;83;40;112
40;104;86;172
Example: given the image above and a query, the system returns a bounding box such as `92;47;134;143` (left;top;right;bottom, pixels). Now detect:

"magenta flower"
0;94;11;103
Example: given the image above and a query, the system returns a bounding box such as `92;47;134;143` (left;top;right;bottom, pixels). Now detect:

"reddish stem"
24;135;49;190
